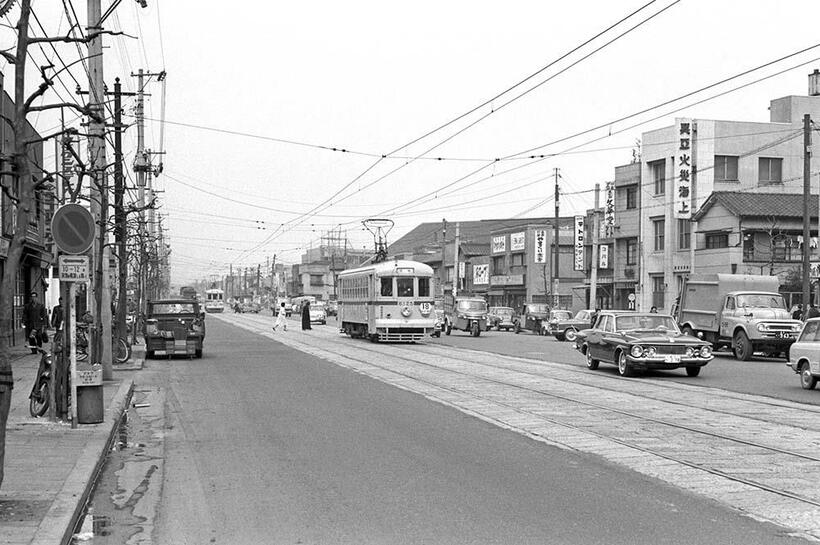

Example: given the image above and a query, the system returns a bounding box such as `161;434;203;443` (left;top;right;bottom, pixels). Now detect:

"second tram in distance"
338;259;436;342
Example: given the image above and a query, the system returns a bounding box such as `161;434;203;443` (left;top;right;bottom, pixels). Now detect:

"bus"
338;259;436;342
204;288;225;313
180;286;197;299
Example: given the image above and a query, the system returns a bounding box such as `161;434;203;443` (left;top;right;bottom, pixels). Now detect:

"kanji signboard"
675;118;692;219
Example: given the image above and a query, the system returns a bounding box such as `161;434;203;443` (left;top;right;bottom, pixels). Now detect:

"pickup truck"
675;274;802;360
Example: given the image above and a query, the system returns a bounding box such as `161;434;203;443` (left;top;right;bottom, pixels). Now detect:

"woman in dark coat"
301;301;312;330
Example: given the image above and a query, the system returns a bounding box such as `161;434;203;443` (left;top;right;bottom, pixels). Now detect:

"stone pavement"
0;341;143;545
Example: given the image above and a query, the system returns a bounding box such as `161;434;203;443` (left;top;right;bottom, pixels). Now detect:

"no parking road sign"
51;203;96;254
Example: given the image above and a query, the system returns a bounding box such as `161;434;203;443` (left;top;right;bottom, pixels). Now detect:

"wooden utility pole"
803;113;812;308
590;183;600;309
553;168;560;306
453;223;460;297
87;0;113;378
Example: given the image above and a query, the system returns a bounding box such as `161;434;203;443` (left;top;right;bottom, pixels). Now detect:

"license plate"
664;355;681;363
776;332;792;339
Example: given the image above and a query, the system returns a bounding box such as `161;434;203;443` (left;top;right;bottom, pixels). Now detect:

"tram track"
220;314;820;539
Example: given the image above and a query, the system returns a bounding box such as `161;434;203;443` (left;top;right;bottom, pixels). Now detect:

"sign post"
52;205;98;427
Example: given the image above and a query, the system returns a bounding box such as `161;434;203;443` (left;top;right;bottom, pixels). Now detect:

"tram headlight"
401;306;412;318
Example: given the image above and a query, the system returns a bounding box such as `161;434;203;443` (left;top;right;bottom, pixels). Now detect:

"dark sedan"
575;311;712;377
549;309;595;342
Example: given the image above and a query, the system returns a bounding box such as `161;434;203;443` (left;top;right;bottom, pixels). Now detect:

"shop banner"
675;118;692;219
473;264;489;285
510;232;525;251
574;215;584;271
492;235;506;254
604;181;615;237
534;230;547;263
599;244;609;269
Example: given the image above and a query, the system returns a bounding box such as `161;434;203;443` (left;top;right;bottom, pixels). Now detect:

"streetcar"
204;288;225;313
338;259;436;342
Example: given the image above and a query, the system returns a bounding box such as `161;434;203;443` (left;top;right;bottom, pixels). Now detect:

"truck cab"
444;295;488;337
676;274;802;361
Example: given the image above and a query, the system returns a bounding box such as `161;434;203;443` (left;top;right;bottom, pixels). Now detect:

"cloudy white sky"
4;0;820;285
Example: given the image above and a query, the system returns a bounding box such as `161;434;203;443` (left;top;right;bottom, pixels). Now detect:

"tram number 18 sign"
59;255;90;282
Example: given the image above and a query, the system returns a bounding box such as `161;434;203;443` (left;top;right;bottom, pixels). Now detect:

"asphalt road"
429;323;820;406
78;316;804;544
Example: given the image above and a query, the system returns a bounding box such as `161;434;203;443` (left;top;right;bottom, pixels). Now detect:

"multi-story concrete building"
638;72;820;312
291;245;371;301
0;73;48;346
488;220;586;310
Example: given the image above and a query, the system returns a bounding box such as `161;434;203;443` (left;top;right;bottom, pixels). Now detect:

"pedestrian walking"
301;301;312;330
792;304;803;320
51;297;64;347
22;292;48;353
806;303;820;320
273;302;288;331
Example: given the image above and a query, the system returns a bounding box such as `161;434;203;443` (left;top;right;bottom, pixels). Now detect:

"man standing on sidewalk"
51;297;64;346
22;292;47;353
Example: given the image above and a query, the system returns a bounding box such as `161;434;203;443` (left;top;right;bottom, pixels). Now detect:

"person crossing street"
272;302;288;332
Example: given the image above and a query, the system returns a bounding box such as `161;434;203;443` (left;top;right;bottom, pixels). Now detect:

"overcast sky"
4;0;820;286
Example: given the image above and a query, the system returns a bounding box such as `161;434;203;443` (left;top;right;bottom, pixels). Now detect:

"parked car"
241;302;261;313
144;299;205;359
513;303;550;335
549;309;595;342
326;300;339;317
543;309;573;337
309;302;327;325
575;310;713;377
488;306;516;331
787;317;820;390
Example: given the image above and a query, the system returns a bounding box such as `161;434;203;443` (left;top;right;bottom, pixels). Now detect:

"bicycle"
75;323;131;364
28;347;53;417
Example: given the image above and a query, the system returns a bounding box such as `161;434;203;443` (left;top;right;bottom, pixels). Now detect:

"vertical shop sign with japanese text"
604;182;615;238
473;264;489;285
492;235;506;254
534;230;547;263
675;118;692;219
510;232;525;251
599;245;609;269
574;215;584;271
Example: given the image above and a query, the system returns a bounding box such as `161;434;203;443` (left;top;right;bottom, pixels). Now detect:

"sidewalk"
0;342;144;545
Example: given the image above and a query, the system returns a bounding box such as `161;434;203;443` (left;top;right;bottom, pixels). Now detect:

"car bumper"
626;355;712;369
146;338;202;355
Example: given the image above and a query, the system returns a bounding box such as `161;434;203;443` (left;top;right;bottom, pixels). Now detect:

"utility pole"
112;78;135;346
453;222;460;297
803;114;812;308
553;168;560;306
590;183;600;309
87;0;113;378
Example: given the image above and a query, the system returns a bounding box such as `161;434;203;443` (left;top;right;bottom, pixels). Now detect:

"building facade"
639;75;820;312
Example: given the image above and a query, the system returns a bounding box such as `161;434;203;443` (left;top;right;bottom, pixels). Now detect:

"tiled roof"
388;217;554;256
693;191;819;220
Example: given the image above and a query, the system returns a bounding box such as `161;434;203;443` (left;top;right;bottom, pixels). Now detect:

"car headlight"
792;324;803;332
686;347;696;358
699;345;712;358
630;345;643;358
757;324;766;332
645;346;656;357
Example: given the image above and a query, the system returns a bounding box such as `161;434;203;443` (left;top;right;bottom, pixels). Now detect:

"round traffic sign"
51;203;96;254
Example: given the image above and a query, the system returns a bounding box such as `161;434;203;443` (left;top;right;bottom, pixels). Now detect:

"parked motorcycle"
29;347;52;417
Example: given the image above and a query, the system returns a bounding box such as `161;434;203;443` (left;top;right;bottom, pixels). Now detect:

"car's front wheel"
585;347;599;370
733;330;753;361
800;362;818;390
564;328;578;343
617;351;634;377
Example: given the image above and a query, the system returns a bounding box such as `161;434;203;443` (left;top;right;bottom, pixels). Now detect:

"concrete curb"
29;377;135;545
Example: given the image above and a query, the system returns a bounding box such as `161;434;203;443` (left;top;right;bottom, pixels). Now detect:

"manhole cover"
0;499;51;522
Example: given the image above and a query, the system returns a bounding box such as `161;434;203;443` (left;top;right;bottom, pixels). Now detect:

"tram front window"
397;278;414;297
418;277;430;297
380;277;393;296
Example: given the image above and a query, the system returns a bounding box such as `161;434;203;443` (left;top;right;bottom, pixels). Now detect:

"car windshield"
458;300;487;311
497;308;514;316
736;294;786;309
528;304;549;313
574;310;590;320
615;314;679;332
152;303;196;314
552;311;572;320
